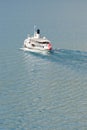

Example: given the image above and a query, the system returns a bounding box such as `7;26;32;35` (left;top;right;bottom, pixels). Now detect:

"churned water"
0;48;87;130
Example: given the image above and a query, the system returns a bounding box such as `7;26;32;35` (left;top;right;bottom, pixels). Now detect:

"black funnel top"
37;29;40;34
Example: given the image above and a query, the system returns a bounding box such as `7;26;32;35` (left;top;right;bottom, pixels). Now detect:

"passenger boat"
24;28;52;51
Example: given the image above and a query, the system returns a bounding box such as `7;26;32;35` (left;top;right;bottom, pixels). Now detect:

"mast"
34;25;36;36
34;25;40;38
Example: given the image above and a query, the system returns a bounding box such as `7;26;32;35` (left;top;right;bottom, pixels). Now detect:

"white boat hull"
23;28;52;53
20;47;51;55
24;41;52;51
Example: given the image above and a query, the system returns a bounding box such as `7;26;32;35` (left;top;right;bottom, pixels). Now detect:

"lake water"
0;1;87;130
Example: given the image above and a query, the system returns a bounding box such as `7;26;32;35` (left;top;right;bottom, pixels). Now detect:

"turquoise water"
0;1;87;130
0;48;87;130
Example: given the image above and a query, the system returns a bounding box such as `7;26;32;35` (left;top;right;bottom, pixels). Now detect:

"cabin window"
32;44;35;47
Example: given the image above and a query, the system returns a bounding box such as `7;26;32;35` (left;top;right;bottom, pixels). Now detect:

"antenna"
34;25;36;34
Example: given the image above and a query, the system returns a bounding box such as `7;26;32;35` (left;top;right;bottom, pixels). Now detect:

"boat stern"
47;43;52;50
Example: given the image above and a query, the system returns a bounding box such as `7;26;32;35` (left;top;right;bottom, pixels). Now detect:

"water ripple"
0;48;87;129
